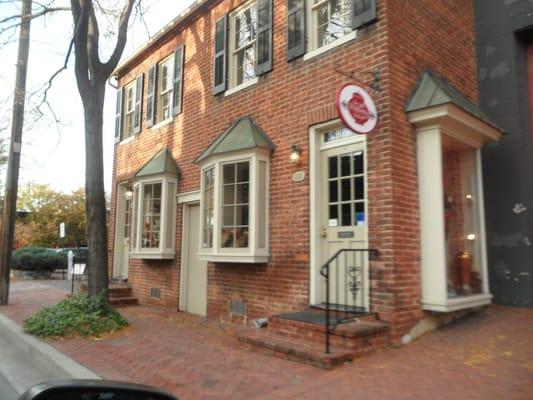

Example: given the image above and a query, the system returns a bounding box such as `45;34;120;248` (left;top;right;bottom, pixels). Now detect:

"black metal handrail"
320;248;379;354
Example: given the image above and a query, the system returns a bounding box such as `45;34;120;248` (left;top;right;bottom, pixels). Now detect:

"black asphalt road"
0;371;17;400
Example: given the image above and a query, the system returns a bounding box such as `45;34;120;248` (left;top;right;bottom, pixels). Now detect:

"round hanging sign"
335;84;378;134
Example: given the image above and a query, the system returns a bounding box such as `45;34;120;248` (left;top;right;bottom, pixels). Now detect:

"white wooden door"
320;142;368;310
113;186;131;280
184;204;207;316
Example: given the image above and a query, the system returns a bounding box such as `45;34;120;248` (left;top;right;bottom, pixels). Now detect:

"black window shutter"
256;0;273;75
146;65;157;128
133;74;144;134
286;0;306;61
351;0;377;30
172;45;185;116
213;15;228;95
114;87;123;143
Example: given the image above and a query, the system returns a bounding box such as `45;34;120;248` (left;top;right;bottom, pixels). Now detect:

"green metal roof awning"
195;116;275;163
135;147;180;178
405;70;504;133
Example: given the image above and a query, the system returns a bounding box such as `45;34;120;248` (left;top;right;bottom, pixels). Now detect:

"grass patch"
23;294;128;337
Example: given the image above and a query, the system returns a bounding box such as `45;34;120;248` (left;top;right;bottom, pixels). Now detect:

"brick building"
109;0;502;354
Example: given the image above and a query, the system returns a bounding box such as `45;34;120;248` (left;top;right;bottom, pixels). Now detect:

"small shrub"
23;294;128;337
12;246;67;271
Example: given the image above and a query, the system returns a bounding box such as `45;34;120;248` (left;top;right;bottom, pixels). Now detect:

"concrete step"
237;329;357;369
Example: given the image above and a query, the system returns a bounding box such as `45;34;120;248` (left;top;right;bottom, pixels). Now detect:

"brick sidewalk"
2;280;532;399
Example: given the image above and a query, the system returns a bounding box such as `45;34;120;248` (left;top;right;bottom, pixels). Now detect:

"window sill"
151;117;173;130
422;293;492;312
198;252;269;264
130;251;175;260
224;77;259;97
303;31;358;62
118;135;136;145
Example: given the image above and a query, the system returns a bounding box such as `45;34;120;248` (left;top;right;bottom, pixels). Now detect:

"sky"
0;0;196;194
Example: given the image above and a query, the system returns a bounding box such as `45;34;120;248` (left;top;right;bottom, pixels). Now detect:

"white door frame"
178;190;202;312
309;120;367;306
113;182;130;279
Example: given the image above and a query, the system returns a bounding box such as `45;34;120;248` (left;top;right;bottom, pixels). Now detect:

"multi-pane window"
124;198;132;239
157;56;174;122
221;162;250;248
141;183;162;248
328;150;365;227
123;82;136;139
324;127;357;143
310;0;352;49
202;167;215;248
231;2;258;87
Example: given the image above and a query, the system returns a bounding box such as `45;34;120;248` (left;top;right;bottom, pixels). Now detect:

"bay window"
196;116;274;263
130;148;179;259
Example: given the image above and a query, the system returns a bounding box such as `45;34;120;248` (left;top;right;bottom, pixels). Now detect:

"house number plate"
338;231;354;238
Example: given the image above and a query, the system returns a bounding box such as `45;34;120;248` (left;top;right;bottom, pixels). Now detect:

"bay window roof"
195;116;275;164
135;147;180;178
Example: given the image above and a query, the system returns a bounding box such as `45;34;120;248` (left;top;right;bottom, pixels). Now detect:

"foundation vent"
229;300;246;316
150;288;161;299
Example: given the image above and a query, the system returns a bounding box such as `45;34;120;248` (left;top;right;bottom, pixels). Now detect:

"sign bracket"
333;65;381;94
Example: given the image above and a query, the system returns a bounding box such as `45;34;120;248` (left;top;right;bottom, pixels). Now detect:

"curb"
0;313;100;395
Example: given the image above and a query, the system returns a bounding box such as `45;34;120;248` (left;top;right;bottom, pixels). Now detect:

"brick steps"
238;311;390;368
237;329;357;369
80;282;138;307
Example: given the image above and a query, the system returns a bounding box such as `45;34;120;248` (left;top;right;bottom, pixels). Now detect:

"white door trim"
309;120;366;306
112;182;129;279
179;199;203;313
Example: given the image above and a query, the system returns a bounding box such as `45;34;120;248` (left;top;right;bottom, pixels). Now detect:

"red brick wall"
109;0;477;340
384;0;477;338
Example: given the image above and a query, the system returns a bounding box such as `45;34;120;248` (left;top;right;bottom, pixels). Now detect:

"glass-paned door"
320;141;368;311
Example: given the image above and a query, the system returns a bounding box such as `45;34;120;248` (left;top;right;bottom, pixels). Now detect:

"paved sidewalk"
1;280;532;400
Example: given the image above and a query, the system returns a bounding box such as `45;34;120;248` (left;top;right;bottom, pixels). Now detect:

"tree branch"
71;0;91;94
101;0;135;78
87;1;101;83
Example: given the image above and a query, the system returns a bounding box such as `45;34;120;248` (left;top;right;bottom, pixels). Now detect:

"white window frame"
304;0;357;60
228;1;259;91
122;80;136;140
198;148;270;263
157;55;174;124
130;175;177;259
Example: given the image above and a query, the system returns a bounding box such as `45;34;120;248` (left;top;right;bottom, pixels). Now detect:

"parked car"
18;379;177;400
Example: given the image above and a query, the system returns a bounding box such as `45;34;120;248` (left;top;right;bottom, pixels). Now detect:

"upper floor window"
114;74;144;143
309;0;351;49
157;56;174;122
286;0;377;61
146;45;185;128
123;81;136;139
230;2;258;87
213;0;272;95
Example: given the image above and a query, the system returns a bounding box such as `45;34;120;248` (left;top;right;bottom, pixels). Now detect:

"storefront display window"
443;149;483;298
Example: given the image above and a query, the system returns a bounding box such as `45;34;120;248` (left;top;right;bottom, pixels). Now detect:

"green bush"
11;246;67;271
23;294;128;337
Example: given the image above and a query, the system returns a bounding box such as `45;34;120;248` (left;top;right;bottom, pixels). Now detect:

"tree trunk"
82;82;109;299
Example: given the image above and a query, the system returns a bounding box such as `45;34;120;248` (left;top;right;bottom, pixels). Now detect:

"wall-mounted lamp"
124;189;133;200
465;194;473;202
290;145;302;164
466;233;476;241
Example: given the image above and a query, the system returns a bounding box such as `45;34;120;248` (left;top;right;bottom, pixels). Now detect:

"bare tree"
69;0;136;298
